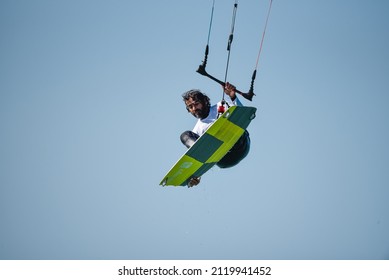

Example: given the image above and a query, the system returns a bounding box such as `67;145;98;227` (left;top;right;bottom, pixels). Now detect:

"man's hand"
223;82;237;101
188;177;201;188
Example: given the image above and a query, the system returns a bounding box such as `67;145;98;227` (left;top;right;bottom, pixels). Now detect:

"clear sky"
1;0;388;260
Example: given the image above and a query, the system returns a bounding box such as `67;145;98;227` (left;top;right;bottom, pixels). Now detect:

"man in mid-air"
180;83;251;187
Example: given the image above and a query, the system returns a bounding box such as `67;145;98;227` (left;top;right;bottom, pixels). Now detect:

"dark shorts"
216;130;250;168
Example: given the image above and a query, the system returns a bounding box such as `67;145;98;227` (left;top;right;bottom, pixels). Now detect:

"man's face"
185;97;208;119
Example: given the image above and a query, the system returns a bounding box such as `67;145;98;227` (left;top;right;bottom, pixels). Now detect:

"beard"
192;107;209;119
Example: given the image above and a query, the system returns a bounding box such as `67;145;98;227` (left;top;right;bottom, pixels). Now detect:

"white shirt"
192;96;243;136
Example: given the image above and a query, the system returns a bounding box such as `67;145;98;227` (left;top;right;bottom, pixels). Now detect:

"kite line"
196;0;274;102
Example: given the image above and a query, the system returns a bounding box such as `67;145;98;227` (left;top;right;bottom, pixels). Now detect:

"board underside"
160;106;257;186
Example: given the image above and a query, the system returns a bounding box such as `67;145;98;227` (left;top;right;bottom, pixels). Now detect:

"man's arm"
224;82;243;106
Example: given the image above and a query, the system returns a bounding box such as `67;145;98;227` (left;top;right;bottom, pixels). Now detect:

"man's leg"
180;131;200;148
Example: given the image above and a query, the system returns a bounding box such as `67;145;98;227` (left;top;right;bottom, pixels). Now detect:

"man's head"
182;89;211;119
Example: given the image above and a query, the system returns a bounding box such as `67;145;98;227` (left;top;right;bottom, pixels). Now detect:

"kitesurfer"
181;82;251;187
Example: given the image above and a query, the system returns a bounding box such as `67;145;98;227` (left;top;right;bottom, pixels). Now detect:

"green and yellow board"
160;106;257;186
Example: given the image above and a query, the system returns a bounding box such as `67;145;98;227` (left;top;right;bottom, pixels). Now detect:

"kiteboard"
160;105;257;187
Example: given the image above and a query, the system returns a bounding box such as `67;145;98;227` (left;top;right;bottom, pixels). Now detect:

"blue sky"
1;0;388;260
